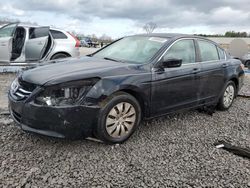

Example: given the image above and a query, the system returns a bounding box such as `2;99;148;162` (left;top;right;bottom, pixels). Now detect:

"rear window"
50;30;68;39
198;40;219;62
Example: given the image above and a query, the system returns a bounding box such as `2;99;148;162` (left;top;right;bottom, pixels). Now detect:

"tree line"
197;31;250;38
0;17;19;25
142;22;250;38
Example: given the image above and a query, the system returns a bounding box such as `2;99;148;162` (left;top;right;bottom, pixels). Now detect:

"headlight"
34;78;99;106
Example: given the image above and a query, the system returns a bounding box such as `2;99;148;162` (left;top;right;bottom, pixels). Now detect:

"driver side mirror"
159;58;182;68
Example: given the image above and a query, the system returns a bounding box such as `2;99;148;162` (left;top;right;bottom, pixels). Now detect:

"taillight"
68;32;81;47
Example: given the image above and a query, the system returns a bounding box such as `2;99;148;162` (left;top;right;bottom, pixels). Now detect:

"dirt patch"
0;73;17;110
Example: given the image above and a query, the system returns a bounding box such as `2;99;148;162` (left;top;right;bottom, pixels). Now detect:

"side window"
198;40;219;62
0;24;16;38
163;40;196;64
29;27;49;39
50;30;67;39
217;47;225;60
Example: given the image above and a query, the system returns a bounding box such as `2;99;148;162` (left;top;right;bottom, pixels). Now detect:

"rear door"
0;23;18;62
25;27;49;61
196;39;226;104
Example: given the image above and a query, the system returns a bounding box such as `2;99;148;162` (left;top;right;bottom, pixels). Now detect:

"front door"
25;27;49;61
151;39;201;116
0;23;18;62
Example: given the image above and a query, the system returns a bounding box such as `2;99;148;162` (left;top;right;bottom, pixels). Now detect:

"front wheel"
95;92;141;144
217;81;236;110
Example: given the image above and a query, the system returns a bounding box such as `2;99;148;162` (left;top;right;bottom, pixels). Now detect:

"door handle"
192;68;199;74
0;42;6;46
222;63;228;68
37;41;43;45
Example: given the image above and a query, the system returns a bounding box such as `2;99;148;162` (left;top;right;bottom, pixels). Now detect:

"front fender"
84;75;151;107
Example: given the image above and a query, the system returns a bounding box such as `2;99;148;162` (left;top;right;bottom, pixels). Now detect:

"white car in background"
0;23;80;65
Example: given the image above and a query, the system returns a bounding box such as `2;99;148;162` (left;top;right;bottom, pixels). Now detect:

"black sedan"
9;34;245;143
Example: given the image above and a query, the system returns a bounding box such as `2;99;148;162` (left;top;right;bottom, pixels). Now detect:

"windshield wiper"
103;57;123;63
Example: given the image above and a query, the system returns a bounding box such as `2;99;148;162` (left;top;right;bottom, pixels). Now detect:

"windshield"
93;36;168;64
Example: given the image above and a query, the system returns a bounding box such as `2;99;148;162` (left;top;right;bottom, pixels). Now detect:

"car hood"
21;56;145;86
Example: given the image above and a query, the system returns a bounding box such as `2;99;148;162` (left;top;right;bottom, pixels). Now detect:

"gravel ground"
79;47;99;56
0;73;249;187
0;73;17;110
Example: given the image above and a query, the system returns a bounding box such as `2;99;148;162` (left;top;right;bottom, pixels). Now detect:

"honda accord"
9;34;245;143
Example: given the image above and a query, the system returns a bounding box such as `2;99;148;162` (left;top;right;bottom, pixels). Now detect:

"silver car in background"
241;52;250;68
0;23;80;65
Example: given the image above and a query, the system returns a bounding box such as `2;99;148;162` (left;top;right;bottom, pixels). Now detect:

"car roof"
6;23;56;30
17;23;40;28
131;33;218;45
132;33;209;40
0;22;39;28
16;23;66;32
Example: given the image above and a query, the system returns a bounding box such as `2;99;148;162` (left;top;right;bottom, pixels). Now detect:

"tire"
95;92;141;144
51;53;69;60
217;81;236;111
245;61;250;68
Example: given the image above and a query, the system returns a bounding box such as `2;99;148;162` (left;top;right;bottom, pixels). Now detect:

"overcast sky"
1;0;250;38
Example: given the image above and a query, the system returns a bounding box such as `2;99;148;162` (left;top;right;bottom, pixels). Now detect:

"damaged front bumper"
8;93;100;139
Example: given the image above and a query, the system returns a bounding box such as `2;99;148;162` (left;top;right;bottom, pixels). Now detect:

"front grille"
13;87;32;100
11;78;37;100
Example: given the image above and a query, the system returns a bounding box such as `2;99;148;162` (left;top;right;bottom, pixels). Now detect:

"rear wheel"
245;61;250;68
217;81;236;110
96;92;141;144
51;53;69;60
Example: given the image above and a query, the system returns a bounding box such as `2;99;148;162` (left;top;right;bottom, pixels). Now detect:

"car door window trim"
216;46;227;60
